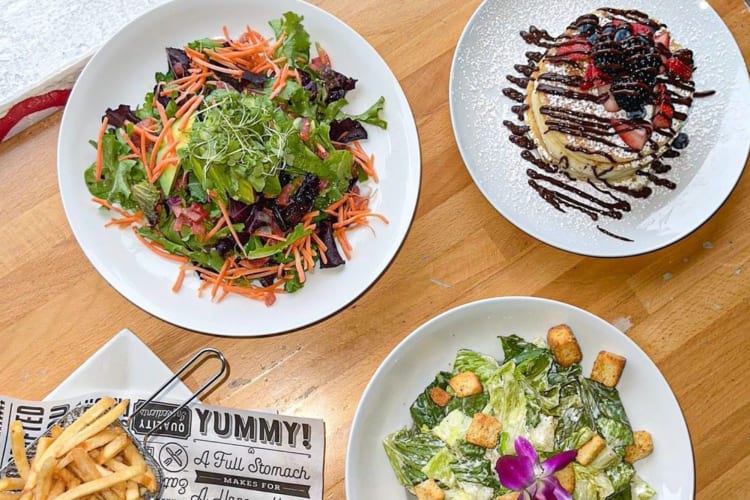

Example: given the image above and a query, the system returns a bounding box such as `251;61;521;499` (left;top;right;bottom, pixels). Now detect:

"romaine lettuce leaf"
630;475;656;499
383;429;445;487
421;447;457;488
483;362;527;454
527;414;557;452
446;392;489;419
444;482;496;500
573;463;615;500
579;378;634;451
452;442;502;490
605;461;635;494
410;372;452;430
453;349;499;384
432;410;472;447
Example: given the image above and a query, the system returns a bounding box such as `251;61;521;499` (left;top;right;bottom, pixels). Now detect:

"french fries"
0;398;158;500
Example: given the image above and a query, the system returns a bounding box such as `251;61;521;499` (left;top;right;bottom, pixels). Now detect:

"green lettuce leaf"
421;447;457;487
243;223;310;259
453;349;499;384
383;428;444;487
573;463;615;500
410;372;452;430
630;475;656;499
606;462;635;495
269;12;310;68
350;96;387;129
451;442;502;491
579;378;634;451
432;410;472;447
483;362;527;454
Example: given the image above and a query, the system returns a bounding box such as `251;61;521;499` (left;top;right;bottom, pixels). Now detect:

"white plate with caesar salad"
346;297;693;499
450;0;749;257
57;0;420;336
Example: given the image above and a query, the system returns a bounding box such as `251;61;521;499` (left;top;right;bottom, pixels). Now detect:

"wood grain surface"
1;0;748;498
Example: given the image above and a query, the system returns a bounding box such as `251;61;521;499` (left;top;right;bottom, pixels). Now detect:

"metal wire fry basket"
0;348;227;499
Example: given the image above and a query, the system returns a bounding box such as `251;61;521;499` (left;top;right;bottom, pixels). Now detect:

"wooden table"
1;0;748;498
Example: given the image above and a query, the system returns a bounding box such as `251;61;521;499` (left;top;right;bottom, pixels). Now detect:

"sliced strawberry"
652;113;671;129
555;41;591;61
611;19;623;27
654;31;671;48
666;57;693;81
604;93;620;112
631;23;653;37
612;120;649;151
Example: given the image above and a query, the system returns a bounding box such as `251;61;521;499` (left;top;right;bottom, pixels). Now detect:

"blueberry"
626;109;646;120
672;133;689;149
602;24;616;36
577;23;596;36
588;33;599;44
614;28;631;43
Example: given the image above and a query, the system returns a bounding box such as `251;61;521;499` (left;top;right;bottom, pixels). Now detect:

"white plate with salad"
346;297;693;499
57;0;420;336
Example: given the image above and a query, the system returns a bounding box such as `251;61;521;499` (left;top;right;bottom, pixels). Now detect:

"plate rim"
345;295;695;498
56;0;421;336
448;0;749;258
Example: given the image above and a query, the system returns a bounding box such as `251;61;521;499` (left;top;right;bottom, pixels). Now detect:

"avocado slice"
157;115;195;195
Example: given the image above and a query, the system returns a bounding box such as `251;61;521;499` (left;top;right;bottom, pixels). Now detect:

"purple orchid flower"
495;436;577;500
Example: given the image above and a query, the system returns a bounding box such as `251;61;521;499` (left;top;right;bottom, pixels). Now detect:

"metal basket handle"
128;347;228;444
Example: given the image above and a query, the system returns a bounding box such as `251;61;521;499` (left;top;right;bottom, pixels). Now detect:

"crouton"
577;434;606;466
624;430;654;463
465;413;502;448
496;493;520;500
429;387;452;407
547;324;583;368
449;371;483;397
554;463;576;493
590;351;626;387
415;479;444;500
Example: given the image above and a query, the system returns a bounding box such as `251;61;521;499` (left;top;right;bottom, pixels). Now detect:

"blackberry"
611;77;651;112
592;32;624;76
621;35;662;87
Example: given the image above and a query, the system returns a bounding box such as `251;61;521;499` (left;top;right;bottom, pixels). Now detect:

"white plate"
346;297;693;499
450;0;749;257
57;0;420;336
45;329;192;401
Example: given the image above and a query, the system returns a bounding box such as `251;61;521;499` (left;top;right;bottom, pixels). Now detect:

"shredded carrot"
172;266;187;292
149;117;175;171
212;258;232;298
133;126;159;143
95;117;109;181
205;217;226;241
178;95;204;130
132;228;190;263
209;191;247;257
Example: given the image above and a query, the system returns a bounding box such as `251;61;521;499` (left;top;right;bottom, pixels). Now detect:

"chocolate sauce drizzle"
500;10;715;242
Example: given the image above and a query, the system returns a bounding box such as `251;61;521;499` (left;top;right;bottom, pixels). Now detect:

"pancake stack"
524;8;696;181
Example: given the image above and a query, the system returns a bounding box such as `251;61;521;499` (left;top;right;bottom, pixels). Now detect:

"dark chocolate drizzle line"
597;226;634;242
498;18;694;240
511;104;529;121
507;74;529;88
694;89;716;98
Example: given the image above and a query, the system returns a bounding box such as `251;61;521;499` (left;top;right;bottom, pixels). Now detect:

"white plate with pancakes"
450;0;749;257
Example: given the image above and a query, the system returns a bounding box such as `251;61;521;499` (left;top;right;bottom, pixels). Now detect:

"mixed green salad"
85;12;386;304
383;331;656;499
